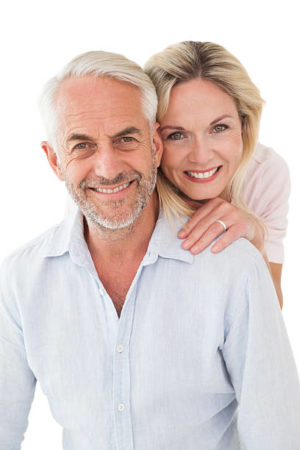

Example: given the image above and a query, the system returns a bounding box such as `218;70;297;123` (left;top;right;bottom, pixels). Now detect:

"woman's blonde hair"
144;41;265;221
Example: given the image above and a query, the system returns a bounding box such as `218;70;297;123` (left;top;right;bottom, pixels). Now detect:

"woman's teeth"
94;182;130;193
186;167;219;179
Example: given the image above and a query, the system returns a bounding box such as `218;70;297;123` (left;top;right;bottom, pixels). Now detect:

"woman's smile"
159;78;243;201
183;166;222;182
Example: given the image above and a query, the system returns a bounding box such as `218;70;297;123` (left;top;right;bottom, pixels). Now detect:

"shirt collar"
43;207;194;265
43;208;87;258
145;210;194;264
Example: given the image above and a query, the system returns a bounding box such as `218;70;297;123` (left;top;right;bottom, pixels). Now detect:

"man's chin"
82;204;145;232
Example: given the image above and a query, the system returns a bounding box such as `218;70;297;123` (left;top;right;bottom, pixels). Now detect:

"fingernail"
211;243;220;253
178;229;187;238
182;240;191;249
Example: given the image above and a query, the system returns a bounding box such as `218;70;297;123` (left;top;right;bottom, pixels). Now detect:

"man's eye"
72;142;97;158
167;132;184;140
74;143;89;150
115;136;138;150
120;136;135;143
213;124;228;133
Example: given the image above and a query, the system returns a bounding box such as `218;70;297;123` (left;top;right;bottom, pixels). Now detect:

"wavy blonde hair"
144;41;264;221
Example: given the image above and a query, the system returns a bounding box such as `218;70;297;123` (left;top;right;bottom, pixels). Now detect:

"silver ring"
215;219;227;232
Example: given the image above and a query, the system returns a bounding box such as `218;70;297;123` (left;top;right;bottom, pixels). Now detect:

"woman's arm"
267;262;283;308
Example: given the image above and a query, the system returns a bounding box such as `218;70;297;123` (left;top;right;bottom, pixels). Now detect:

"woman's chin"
180;187;223;203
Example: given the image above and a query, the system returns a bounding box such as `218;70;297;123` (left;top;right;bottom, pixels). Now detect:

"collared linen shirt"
0;210;300;449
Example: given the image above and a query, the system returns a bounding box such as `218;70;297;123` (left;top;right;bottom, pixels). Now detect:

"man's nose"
92;143;124;180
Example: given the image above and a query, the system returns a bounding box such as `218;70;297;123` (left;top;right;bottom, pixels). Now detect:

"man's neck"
83;193;159;316
84;193;159;262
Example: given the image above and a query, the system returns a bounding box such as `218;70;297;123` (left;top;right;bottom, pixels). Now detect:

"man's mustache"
79;171;142;189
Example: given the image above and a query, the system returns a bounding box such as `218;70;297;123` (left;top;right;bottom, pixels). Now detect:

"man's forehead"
56;75;142;110
54;76;149;141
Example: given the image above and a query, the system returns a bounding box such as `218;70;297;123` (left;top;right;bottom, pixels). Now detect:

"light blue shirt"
0;210;300;449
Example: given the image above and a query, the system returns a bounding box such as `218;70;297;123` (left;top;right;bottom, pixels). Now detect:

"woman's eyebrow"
210;115;233;125
159;125;185;132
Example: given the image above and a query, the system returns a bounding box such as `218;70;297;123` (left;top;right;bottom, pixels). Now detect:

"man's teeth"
94;182;130;193
186;167;219;179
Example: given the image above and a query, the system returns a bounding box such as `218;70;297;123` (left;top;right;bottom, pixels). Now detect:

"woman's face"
159;79;243;201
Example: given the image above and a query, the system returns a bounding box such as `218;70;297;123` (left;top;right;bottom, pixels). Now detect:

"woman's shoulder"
246;142;289;175
243;143;290;206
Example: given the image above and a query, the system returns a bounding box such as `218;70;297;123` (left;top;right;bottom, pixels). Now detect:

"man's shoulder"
0;222;65;276
191;233;263;264
207;235;263;262
192;236;266;282
157;213;265;279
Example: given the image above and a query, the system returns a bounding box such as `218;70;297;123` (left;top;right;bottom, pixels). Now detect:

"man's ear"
152;122;163;168
41;141;64;181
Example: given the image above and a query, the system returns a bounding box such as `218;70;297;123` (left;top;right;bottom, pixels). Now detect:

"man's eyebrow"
113;127;142;138
67;133;94;143
67;128;142;143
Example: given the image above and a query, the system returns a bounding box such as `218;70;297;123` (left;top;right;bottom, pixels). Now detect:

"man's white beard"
64;163;157;232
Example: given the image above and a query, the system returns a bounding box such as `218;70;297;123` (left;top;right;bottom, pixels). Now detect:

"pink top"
242;143;290;264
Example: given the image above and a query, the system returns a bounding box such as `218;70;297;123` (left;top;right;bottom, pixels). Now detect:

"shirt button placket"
113;308;135;449
116;344;124;354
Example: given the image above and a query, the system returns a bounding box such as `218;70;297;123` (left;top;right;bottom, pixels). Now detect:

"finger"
187;220;230;254
178;198;225;238
181;216;226;249
211;226;244;253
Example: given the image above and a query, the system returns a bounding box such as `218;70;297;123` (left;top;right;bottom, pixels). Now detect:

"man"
0;51;299;450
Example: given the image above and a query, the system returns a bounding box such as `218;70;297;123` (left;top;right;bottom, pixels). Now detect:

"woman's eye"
168;132;184;140
213;124;228;133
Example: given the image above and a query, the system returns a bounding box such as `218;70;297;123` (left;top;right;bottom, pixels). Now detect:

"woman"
144;41;290;306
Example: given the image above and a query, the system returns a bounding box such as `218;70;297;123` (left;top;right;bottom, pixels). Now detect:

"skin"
159;78;283;307
42;76;163;316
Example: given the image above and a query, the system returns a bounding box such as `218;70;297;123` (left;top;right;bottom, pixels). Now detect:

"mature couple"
0;42;299;449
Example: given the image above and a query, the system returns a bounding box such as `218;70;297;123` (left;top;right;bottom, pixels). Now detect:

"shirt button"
116;345;124;353
118;403;125;412
99;288;104;296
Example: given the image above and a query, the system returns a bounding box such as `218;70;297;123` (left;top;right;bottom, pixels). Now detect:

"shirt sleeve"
242;145;290;264
221;252;300;449
0;276;36;448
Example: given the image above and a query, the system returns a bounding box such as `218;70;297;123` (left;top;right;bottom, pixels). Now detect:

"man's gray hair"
39;51;158;148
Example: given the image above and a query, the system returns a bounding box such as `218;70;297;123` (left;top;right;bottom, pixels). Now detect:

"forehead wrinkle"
56;77;150;146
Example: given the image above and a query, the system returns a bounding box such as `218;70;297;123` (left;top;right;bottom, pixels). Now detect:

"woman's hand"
178;197;283;307
178;197;265;254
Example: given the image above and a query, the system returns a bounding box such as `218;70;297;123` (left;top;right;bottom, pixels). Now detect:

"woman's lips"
183;166;222;183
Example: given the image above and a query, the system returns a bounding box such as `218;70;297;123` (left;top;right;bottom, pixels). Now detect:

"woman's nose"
188;135;213;164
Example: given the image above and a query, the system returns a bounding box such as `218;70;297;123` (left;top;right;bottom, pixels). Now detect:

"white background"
1;0;299;448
